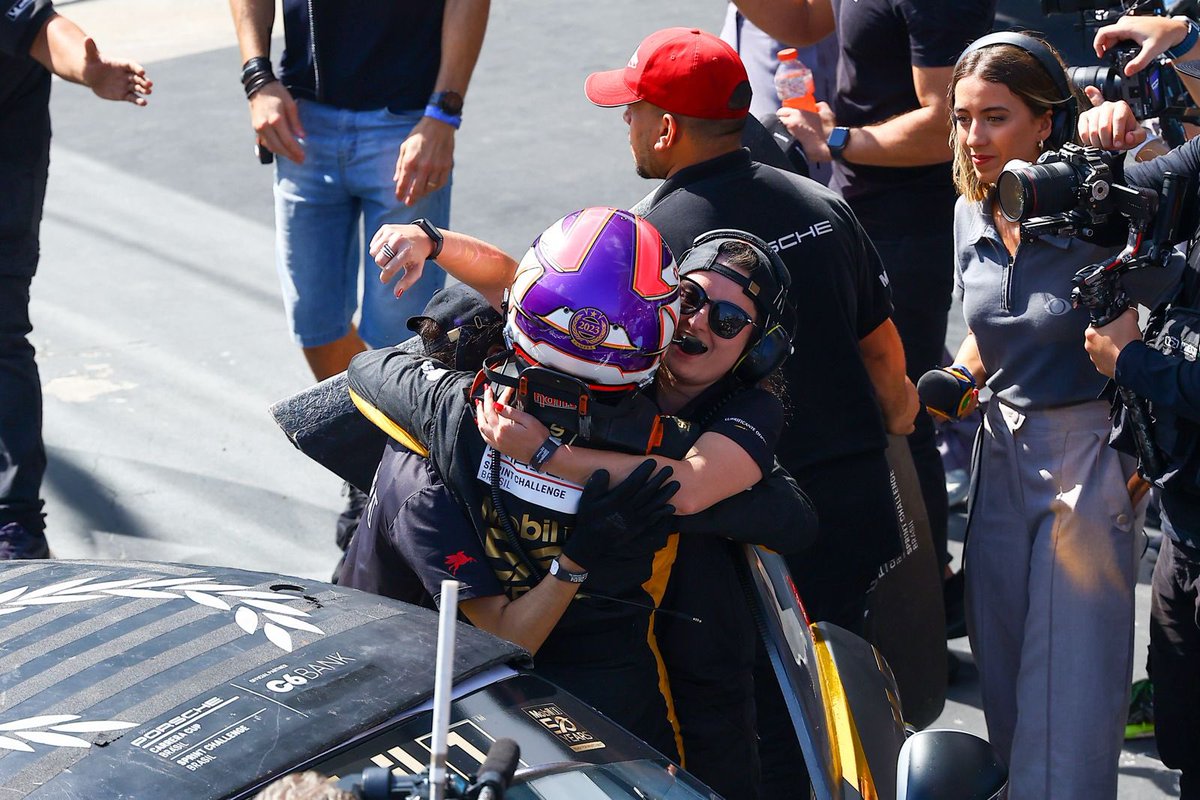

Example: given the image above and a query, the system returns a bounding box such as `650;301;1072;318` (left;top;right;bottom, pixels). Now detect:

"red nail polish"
493;402;504;413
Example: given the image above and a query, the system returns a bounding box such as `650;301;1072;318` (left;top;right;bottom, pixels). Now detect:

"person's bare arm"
475;384;765;516
842;64;954;165
780;64;953;166
370;224;516;308
459;561;583;653
952;331;985;385
394;0;491;205
733;0;835;47
28;14;151;104
228;0;305;162
860;318;919;434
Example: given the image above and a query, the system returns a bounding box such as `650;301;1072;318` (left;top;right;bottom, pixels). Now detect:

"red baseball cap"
584;27;751;120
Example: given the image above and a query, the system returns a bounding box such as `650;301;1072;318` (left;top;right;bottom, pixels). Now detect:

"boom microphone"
675;334;708;355
917;365;977;422
473;738;520;800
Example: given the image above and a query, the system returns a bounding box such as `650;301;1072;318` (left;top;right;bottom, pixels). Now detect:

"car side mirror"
896;728;1007;800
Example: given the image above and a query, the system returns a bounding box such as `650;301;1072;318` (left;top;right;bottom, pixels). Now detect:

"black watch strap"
529;435;563;473
549;557;588;584
827;126;851;161
411;217;444;260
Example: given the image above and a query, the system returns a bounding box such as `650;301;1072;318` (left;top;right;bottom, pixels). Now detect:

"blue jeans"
273;101;451;349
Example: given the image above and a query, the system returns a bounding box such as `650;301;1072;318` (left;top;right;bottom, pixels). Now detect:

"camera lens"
1067;65;1124;102
997;164;1031;222
997;158;1080;222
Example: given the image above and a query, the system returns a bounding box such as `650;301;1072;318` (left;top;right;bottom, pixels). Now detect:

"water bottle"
774;48;818;112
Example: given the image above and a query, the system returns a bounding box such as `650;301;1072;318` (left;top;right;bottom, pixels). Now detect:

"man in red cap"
586;26;917;798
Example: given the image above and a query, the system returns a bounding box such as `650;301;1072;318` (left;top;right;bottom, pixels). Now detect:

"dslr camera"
996;143;1155;237
1044;0;1196;142
1069;41;1188;121
997;142;1187;322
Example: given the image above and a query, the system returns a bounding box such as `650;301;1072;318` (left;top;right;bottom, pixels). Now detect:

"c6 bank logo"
264;653;356;693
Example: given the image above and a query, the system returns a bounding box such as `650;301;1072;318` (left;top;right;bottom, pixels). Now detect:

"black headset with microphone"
678;228;796;385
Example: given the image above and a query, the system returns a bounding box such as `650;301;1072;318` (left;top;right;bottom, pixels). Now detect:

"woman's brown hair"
948;35;1080;202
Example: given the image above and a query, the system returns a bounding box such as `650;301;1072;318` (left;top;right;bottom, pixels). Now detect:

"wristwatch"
410;217;444;260
548;557;588;584
827;126;851;161
424;91;464;128
430;91;464;116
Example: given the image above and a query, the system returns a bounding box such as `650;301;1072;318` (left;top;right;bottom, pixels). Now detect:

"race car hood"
0;560;528;799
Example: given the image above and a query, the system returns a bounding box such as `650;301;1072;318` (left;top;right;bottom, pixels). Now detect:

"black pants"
850;179;956;569
866;229;954;568
0;75;51;536
1149;535;1200;798
787;448;900;629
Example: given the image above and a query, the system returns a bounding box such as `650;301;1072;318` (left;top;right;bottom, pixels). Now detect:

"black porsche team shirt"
645;148;893;469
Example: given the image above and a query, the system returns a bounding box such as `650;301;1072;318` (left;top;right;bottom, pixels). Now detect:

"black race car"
0;556;1004;799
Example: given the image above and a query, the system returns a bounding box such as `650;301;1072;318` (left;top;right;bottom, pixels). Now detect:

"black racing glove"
562;459;680;572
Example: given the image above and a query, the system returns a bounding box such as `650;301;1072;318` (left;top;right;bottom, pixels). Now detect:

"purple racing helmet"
506;207;679;393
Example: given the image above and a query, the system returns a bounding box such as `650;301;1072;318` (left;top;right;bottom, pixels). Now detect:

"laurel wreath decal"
0;576;323;652
0;714;138;753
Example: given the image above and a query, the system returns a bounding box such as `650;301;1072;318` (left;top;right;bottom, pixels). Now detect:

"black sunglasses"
679;278;756;340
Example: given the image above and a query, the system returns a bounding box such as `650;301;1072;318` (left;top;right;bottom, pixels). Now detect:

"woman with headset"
945;33;1177;798
368;216;802;800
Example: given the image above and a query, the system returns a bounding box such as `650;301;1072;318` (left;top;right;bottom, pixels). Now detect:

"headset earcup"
957;32;1075;148
733;325;793;385
1050;107;1075;149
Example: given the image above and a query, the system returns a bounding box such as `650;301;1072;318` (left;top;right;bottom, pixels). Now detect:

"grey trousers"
966;399;1141;799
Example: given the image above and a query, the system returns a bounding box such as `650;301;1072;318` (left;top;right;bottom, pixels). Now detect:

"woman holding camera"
946;33;1177;798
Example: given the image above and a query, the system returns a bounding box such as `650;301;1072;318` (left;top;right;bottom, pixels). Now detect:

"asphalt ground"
28;0;1179;795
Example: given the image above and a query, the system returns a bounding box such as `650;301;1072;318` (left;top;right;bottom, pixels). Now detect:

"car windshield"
512;759;713;800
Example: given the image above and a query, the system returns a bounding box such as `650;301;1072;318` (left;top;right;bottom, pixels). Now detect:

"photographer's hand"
1094;15;1198;76
1077;86;1146;150
1085;308;1143;378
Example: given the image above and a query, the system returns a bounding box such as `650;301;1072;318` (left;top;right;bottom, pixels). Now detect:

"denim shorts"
273;100;450;349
